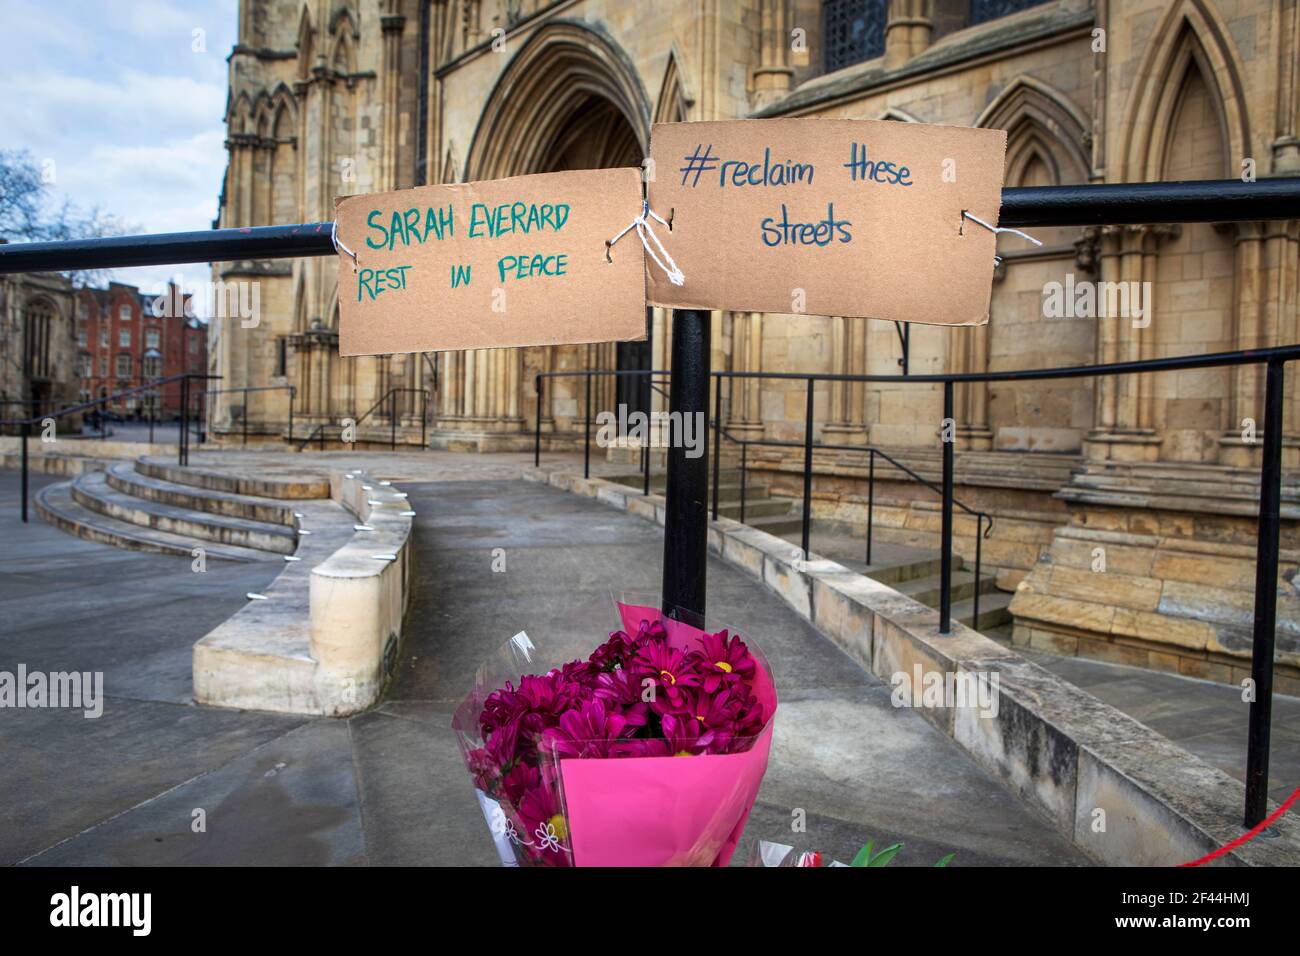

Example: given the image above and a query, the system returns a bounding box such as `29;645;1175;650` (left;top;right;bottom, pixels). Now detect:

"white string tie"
961;210;1042;267
607;200;684;286
332;220;358;271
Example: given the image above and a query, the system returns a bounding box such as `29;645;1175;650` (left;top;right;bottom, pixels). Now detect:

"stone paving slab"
1;466;1086;866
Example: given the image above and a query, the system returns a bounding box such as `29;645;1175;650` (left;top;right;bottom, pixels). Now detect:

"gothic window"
969;0;1051;27
26;301;54;379
822;0;887;73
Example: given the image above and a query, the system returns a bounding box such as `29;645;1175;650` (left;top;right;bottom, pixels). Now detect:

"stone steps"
105;461;296;526
35;481;276;562
70;470;298;555
951;590;1014;631
894;568;998;606
136;455;330;499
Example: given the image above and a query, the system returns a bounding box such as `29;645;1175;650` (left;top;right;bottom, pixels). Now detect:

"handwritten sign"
646;119;1008;325
336;168;646;356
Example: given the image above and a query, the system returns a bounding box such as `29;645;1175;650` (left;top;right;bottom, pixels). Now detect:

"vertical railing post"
534;374;542;468
179;376;189;466
940;380;954;634
740;442;748;525
20;421;29;523
662;309;711;625
583;372;592;480
391;389;397;450
149;391;156;445
1245;357;1285;826
421;390;428;448
711;376;722;521
288;386;295;447
866;448;875;566
800;378;814;560
642;371;651;496
242;398;248;446
974;515;984;633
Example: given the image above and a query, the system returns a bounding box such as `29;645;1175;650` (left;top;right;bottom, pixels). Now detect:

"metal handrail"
6;372;219;522
711;427;995;630
202;384;297;447
291;387;430;451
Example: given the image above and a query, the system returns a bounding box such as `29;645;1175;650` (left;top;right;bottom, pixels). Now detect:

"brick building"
76;281;208;420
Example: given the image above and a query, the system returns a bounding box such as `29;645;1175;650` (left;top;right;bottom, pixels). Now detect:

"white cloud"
0;0;237;290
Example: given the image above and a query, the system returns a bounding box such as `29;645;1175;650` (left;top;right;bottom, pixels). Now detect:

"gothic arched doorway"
445;23;652;447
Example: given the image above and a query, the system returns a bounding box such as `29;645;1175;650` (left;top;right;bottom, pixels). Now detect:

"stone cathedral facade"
214;0;1300;688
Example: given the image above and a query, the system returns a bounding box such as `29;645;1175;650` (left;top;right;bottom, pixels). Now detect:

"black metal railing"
292;387;430;451
204;384;297;447
2;176;1298;831
534;367;996;624
1;372;219;521
536;341;1300;830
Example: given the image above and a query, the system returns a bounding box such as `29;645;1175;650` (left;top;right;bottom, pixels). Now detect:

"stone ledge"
527;467;1300;866
193;470;414;716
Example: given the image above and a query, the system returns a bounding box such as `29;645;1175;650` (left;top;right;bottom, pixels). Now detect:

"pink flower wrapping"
452;602;777;867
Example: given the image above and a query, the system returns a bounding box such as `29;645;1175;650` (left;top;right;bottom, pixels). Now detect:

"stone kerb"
524;467;1300;866
309;472;414;712
193;470;413;717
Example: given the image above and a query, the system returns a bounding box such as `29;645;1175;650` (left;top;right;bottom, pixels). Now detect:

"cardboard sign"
336;168;646;355
646;119;1008;325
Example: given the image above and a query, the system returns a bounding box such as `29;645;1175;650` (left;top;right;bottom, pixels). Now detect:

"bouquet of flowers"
452;600;777;866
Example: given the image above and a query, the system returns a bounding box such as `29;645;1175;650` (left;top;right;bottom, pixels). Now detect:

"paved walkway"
0;466;1085;866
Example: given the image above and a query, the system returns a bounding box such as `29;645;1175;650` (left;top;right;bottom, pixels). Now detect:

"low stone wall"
1012;518;1300;697
526;467;1300;866
312;472;415;709
0;439;177;477
193;471;413;716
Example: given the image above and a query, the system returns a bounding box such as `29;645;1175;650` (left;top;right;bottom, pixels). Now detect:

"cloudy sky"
1;0;238;301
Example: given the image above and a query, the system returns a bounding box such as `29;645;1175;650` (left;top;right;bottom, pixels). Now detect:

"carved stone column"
884;0;933;70
725;311;765;439
751;0;792;110
823;316;868;444
1084;224;1177;462
1219;219;1300;466
379;8;405;191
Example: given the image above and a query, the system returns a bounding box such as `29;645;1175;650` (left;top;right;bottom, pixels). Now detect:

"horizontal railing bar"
997;178;1300;228
203;384;296;396
0;222;336;274
536;344;1300;387
3;179;1299;275
0;373;220;426
717;428;987;521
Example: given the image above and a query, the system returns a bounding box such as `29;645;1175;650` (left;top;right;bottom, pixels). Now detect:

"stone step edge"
106;462;297;526
71;471;297;555
137;456;330;500
192;471;415;717
524;466;1300;868
34;482;272;563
